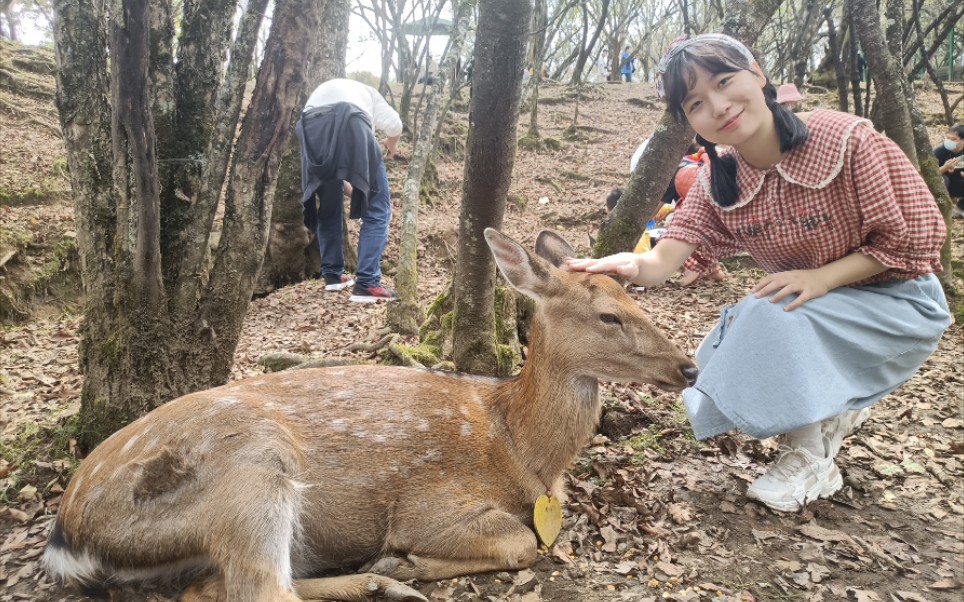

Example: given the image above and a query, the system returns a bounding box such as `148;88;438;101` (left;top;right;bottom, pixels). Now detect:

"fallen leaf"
928;578;962;590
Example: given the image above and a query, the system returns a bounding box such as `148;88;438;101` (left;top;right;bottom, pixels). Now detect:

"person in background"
571;33;949;513
776;83;805;111
934;123;964;218
617;138;724;285
620;46;635;83
297;78;402;303
597;48;612;83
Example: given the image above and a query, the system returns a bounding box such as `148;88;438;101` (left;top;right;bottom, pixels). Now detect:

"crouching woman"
569;33;950;512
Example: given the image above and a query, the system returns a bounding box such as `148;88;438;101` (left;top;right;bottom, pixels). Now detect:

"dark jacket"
296;102;383;230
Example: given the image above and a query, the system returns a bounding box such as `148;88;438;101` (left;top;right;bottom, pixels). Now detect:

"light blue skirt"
683;274;951;440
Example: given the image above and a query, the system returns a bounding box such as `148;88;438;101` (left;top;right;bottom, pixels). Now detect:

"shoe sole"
324;279;355;291
746;465;843;512
349;295;395;303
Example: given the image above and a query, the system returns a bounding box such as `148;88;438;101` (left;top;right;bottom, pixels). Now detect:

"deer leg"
372;509;538;582
293;574;427;602
180;464;305;602
181;573;300;602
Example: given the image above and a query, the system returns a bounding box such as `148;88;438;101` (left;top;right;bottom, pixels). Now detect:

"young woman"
568;34;950;512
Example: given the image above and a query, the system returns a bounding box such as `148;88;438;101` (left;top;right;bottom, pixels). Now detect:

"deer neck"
493;333;601;491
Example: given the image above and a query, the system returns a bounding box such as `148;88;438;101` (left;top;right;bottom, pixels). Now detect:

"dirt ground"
1;62;963;602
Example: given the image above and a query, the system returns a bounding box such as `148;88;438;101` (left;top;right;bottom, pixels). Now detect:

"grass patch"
0;410;80;503
626;424;665;463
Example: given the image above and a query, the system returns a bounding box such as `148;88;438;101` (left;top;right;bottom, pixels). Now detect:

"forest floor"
1;47;963;602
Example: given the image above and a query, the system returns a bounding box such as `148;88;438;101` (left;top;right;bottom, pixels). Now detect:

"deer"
43;229;698;602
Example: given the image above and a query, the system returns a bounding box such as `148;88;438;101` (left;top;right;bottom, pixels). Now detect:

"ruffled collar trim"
700;110;871;211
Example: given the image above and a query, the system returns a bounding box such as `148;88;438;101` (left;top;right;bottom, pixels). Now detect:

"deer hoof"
383;581;428;602
366;555;404;575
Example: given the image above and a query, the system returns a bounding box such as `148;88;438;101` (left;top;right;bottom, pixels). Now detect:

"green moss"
0;412;81;502
394;342;441;366
543;137;563;151
496;343;517;375
518;133;543;151
440;310;455;332
625;425;665;463
593;214;647;258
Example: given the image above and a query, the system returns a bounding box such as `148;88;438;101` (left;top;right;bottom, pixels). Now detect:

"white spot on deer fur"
331;419;349;432
215;396;241;406
415;449;442;466
416;419;430;432
121;434;140;454
459;406;470;418
460;422;473;437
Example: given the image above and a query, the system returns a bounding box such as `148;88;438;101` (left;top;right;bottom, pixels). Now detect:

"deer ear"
534;231;576;268
484;228;559;301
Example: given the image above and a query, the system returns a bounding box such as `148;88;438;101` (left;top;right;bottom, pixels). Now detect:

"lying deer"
44;229;697;602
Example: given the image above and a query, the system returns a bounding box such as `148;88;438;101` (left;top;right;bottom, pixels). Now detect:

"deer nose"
681;365;699;387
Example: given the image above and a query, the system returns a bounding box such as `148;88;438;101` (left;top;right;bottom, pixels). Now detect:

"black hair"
606;187;623;212
661;40;809;207
949;124;964;139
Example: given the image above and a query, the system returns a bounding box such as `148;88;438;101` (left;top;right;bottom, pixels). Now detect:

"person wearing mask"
934;124;964;218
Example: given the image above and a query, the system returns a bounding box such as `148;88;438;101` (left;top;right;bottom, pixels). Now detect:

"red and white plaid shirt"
666;110;946;285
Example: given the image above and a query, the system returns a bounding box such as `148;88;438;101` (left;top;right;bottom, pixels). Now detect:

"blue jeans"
316;162;391;288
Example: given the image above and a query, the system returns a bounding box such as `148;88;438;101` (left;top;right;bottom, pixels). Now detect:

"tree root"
0;95;60;137
387;335;425;369
346;332;395;353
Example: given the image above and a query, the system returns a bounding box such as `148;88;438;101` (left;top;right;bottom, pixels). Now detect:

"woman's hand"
566;253;641;281
752;269;830;311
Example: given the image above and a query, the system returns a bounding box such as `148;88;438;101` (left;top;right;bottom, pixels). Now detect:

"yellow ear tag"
533;494;562;547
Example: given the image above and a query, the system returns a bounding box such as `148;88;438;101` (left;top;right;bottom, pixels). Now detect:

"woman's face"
680;63;769;147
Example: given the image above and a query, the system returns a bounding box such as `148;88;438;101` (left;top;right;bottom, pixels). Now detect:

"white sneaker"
746;441;842;512
822;408;871;458
953;205;964;219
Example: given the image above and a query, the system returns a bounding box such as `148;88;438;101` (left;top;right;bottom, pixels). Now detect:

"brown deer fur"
43;229;697;602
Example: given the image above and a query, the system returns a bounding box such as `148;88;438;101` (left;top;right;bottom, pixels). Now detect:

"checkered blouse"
665;110;946;285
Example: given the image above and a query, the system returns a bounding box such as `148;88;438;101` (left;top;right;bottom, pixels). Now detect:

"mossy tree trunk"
451;0;532;376
850;0;918;167
53;0;323;450
594;0;782;257
387;0;472;335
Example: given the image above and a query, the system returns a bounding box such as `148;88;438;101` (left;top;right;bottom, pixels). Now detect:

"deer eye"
600;313;622;325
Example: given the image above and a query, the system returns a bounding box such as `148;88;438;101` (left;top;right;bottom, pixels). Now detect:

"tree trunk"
594;0;781;256
849;0;917;166
387;0;471;335
845;0;864;117
1;0;18;40
258;0;351;294
53;0;324;450
825;8;848;113
526;0;547;139
452;0;532;376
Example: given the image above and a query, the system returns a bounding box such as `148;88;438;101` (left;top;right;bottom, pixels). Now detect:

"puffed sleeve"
849;125;945;279
663;171;743;274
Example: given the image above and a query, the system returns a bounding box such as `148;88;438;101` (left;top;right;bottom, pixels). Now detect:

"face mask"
945;139;962;151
